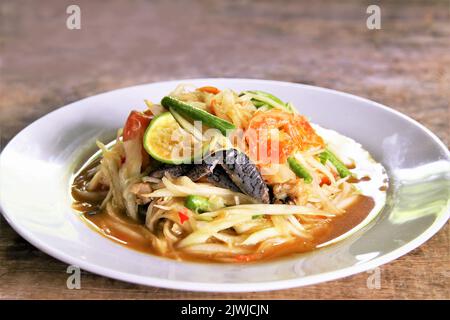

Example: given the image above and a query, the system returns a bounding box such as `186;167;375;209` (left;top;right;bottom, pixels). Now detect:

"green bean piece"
287;156;313;183
161;96;235;135
185;195;211;213
319;152;328;165
320;149;351;178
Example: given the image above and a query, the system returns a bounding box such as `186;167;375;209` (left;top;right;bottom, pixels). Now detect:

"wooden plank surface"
0;0;449;299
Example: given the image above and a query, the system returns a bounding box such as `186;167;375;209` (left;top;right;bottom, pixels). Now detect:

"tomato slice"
122;111;153;169
123;111;153;141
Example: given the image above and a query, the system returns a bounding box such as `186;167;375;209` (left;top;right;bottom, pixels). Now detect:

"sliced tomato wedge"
123;110;153;168
123;110;153;141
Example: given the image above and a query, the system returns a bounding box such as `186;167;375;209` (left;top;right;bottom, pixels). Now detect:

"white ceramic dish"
1;79;449;292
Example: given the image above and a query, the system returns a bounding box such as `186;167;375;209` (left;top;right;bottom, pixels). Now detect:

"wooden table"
0;0;448;299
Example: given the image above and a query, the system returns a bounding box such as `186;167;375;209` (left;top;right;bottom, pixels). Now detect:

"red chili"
320;175;331;186
178;208;189;224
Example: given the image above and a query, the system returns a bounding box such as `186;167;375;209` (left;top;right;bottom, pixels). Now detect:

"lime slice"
143;112;206;164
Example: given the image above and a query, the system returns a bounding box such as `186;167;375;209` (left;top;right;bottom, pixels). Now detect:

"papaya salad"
72;85;388;263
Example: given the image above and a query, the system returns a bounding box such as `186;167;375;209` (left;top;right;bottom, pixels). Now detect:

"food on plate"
72;85;387;263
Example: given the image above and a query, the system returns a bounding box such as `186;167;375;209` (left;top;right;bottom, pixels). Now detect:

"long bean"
287;156;313;183
319;149;351;178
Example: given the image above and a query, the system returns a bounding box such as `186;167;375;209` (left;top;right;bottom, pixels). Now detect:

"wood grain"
0;0;449;299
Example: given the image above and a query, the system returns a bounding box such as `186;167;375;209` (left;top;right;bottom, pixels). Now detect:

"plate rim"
1;78;449;292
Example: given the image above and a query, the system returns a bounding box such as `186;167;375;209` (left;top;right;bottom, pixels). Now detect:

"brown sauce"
72;160;376;263
347;175;371;183
232;195;375;262
82;212;161;255
346;163;356;170
318;195;374;243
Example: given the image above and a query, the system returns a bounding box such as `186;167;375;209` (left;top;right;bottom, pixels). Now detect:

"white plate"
1;79;449;292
